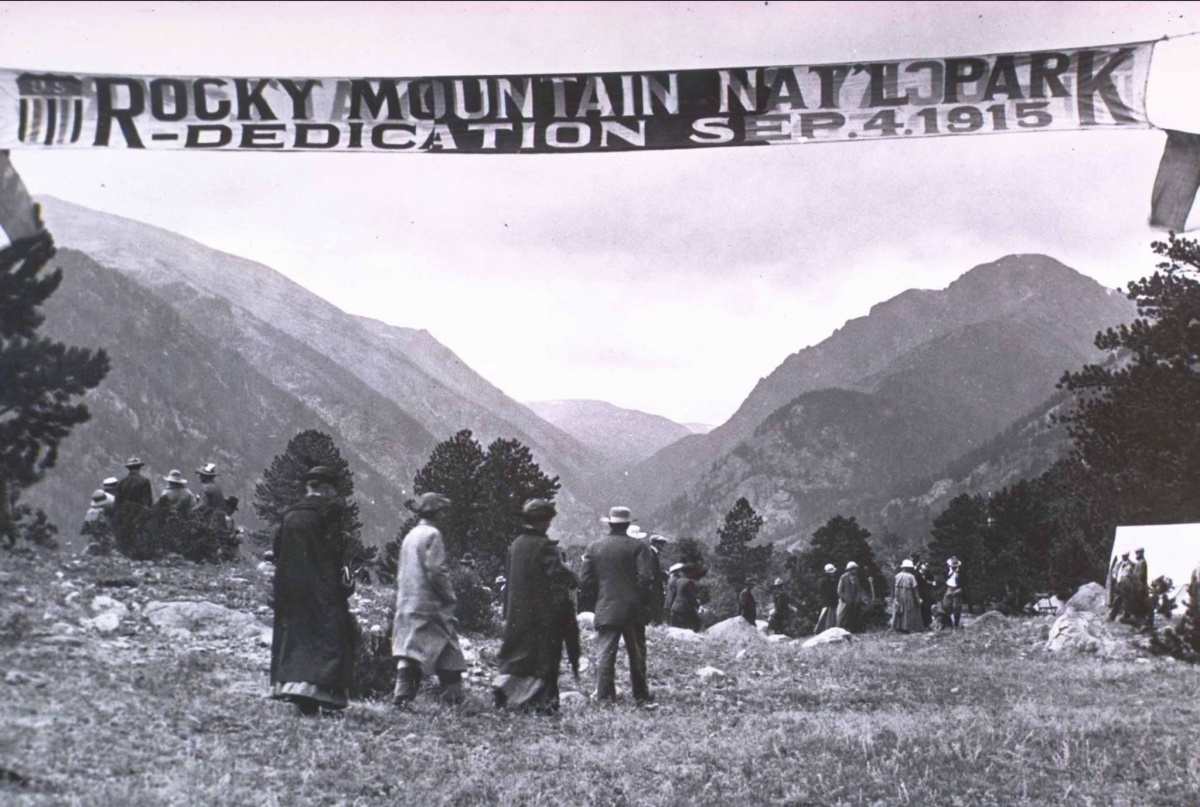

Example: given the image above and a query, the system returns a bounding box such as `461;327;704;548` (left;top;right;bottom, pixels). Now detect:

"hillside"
525;399;692;468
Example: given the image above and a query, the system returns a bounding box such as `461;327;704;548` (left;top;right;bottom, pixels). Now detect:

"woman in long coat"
836;562;863;633
665;564;701;631
892;559;924;633
270;467;356;715
815;564;840;633
493;499;579;712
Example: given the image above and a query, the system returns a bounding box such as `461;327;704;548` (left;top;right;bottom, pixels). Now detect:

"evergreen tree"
713;497;772;589
409;429;487;560
253;430;373;570
0;230;110;546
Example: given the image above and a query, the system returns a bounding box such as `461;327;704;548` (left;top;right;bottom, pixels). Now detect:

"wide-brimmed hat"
650;534;668;545
1135;548;1145;555
845;561;859;571
124;456;145;469
824;563;837;574
522;498;557;520
163;470;187;485
900;559;914;570
627;526;649;539
301;466;337;483
668;563;685;574
197;463;218;477
412;491;452;516
772;578;784;587
494;575;506;585
601;506;634;525
90;489;107;504
947;557;961;568
102;477;119;489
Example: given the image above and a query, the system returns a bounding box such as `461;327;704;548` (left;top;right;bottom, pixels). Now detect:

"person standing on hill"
493;499;580;713
157;470;197;516
580;506;656;708
815;564;840;633
270;466;357;716
916;562;934;629
392;492;469;708
665;563;701;631
193;463;227;523
836;562;864;633
1131;548;1151;627
739;582;758;625
99;477;119;518
892;559;923;634
113;457;153;517
943;557;964;630
767;578;793;636
647;534;669;625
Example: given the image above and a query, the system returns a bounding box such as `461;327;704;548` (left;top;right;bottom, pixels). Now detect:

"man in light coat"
392;492;468;707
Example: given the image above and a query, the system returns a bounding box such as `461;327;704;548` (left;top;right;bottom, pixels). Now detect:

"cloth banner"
0;43;1153;154
0;151;41;243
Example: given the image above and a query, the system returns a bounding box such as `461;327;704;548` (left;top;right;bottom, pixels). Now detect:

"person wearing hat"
392;492;468;708
892;559;923;634
99;477;119;519
82;490;109;527
270;466;357;716
80;489;115;554
493;498;581;713
943;557;964;630
1107;551;1135;623
815;563;840;633
113;457;153;517
767;578;793;636
580;506;657;707
1130;548;1151;627
836;561;864;633
916;561;935;629
192;463;227;522
738;580;758;626
155;470;197;517
665;562;701;631
629;528;668;626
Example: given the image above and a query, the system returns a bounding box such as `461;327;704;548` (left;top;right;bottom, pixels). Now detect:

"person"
665;563;701;631
943;557;964;630
156;470;197;516
100;477;119;518
193;463;227;523
269;466;357;716
580;505;656;708
392;492;468;708
82;490;108;526
648;533;669;625
815;563;839;633
739;581;758;625
767;578;792;636
916;561;934;629
493;499;580;713
1108;552;1135;623
1106;551;1123;608
892;559;923;633
113;457;153;518
836;561;863;633
1130;548;1150;627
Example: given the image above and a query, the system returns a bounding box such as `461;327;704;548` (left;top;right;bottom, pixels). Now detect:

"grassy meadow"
2;551;1199;806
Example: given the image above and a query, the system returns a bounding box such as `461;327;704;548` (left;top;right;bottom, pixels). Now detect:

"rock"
1044;610;1140;659
970;611;1007;630
766;634;790;643
704;617;766;645
5;670;30;685
663;627;703;642
1058;582;1108;616
801;628;852;648
83;611;121;634
559;691;588;711
696;666;726;681
256;629;273;647
144;600;265;639
49;621;77;636
577;612;595;630
90;596;129;617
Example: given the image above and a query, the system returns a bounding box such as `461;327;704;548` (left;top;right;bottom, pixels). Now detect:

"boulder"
144;600;265;639
704;617;766;645
83;611;121;634
1058;582;1108;616
1044;611;1138;659
559;691;588;711
766;634;791;643
970;611;1008;630
90;596;129;617
663;627;703;642
801;628;852;648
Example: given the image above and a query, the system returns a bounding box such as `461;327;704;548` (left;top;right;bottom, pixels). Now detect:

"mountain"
639;255;1138;543
683;423;714;435
25;197;614;546
524;400;692;468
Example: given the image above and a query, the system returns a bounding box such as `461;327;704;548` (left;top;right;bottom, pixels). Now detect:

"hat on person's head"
772;578;784;587
601;506;634;525
845;561;859;571
668;563;685;574
301;466;338;484
901;559;914;570
494;575;506;585
947;556;961;568
521;498;557;520
163;470;187;485
124;456;145;469
90;489;107;504
824;563;837;574
102;477;119;489
1135;548;1145;556
411;491;452;516
650;534;668;545
627;526;649;539
197;463;218;477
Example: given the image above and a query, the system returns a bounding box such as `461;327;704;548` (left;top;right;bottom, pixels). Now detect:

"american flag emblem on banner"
16;73;84;146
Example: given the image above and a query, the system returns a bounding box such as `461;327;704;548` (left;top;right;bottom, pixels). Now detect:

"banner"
0;151;41;243
0;42;1154;154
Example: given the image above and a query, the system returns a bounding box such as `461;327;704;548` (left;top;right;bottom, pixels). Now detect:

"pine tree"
0;229;110;546
409;429;487;561
713;497;771;589
472;437;560;577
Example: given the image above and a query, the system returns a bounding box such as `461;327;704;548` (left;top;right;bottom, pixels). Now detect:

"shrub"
451;566;499;636
1151;576;1200;664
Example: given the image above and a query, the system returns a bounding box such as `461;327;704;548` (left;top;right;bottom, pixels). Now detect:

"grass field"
2;551;1199;806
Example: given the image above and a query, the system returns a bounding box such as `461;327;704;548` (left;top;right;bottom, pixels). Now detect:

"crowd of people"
1106;547;1174;630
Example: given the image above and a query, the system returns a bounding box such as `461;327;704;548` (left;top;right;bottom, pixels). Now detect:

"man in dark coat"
665;563;701;631
815;564;840;633
193;463;227;523
112;457;154;551
493;499;580;712
739;582;758;625
767;578;793;636
270;466;356;715
156;470;197;516
916;562;934;629
836;562;864;633
580;505;656;707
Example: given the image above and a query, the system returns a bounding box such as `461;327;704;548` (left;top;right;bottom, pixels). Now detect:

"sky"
2;1;1200;426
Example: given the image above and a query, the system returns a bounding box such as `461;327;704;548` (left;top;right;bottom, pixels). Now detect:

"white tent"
1110;524;1200;606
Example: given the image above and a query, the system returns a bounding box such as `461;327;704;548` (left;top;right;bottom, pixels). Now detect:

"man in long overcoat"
916;562;934;629
580;505;656;707
270;466;356;715
836;561;864;633
193;463;227;524
392;492;468;707
665;563;701;631
493;499;580;712
892;559;923;633
767;578;793;636
815;563;840;633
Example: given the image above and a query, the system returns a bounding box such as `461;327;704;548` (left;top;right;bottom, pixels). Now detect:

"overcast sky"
3;1;1199;425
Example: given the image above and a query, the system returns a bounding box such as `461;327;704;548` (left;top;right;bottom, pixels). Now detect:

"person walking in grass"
392;492;469;708
580;505;656;708
943;557;964;630
836;562;864;633
815;563;839;633
270;466;357;716
892;559;923;634
665;563;701;631
493;499;580;713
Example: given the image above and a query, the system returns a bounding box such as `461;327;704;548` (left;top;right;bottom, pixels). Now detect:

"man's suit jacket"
580;532;654;629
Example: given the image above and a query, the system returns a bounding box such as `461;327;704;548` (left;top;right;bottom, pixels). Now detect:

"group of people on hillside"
1106;547;1170;630
813;557;965;634
80;456;233;550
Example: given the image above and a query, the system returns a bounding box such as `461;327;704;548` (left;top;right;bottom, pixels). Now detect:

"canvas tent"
1110;524;1200;606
